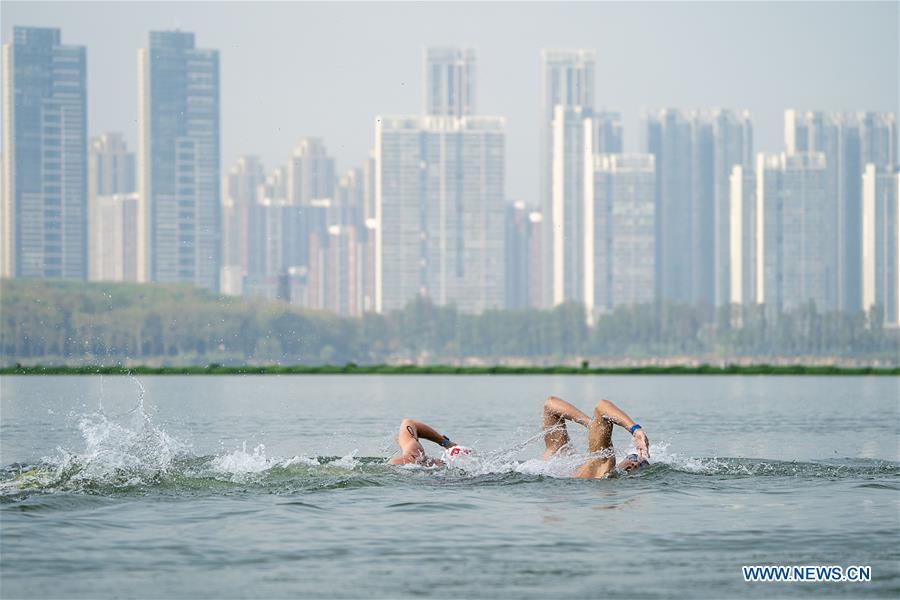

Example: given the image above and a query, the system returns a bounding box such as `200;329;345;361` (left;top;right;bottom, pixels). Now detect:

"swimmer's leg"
587;402;614;453
573;401;617;478
542;396;591;460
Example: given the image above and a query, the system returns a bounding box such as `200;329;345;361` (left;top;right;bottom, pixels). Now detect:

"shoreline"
1;364;897;376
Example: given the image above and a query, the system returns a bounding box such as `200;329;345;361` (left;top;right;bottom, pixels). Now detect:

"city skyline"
2;1;897;209
1;10;897;325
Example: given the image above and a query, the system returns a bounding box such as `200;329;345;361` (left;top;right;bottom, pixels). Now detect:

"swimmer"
542;396;650;478
388;396;649;477
387;418;458;466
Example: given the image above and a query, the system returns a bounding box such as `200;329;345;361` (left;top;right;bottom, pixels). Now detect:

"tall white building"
138;30;220;290
589;154;656;316
551;105;593;305
540;49;595;308
424;47;476;117
375;115;505;313
756;152;828;310
861;164;899;326
288;138;335;205
728;164;757;306
89;192;138;282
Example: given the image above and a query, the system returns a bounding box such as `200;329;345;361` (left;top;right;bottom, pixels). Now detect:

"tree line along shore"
2;279;898;368
1;364;898;376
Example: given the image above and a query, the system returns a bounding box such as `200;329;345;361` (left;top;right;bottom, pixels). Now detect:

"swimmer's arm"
406;420;456;447
594;399;650;459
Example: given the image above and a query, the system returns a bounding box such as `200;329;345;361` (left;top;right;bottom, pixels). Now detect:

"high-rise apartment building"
783;110;897;312
593;111;624;154
2;27;87;279
89;133;135;200
539;49;595;308
756;152;828;310
335;167;365;228
138;30;220;290
642;110;698;305
642;109;752;309
288;138;335;205
424;47;476;117
728;164;757;306
504;202;543;310
859;112;897;168
362;149;377;221
307;224;363;316
89;192;138;282
376;116;505;313
861;164;899;326
712;110;753;306
88;133;136;282
551;105;593;305
589;154;656;315
220;156;265;295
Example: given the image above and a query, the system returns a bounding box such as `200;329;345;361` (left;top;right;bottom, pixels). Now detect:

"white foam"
210;442;273;475
329;451;359;470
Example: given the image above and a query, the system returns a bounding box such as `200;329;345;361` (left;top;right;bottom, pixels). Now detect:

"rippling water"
1;375;898;598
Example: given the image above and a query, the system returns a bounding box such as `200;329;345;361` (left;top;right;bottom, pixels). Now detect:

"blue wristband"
629;424;642;435
441;435;451;447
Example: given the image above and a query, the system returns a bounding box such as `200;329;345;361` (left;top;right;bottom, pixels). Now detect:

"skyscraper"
89;193;138;282
643;109;750;309
589;154;656;315
2;27;87;280
504;202;542;310
89;133;135;200
785;109;898;312
88;133;136;282
540;49;595;308
728;164;757;306
551;105;593;306
712;110;753;306
376;115;505;313
859;112;897;168
593;111;624;154
642;109;694;305
424;47;476;117
756;152;828;310
220;156;265;295
138;30;220;290
861;164;899;326
288;138;335;205
335;167;365;228
362;149;377;221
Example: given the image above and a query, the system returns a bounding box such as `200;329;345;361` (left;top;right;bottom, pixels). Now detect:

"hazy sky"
3;1;898;207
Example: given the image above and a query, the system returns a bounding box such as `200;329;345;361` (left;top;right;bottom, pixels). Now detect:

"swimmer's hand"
633;429;650;460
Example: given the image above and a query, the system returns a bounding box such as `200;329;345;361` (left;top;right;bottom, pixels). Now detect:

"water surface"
2;375;898;598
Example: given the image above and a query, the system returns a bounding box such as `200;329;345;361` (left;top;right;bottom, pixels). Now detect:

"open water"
1;375;898;598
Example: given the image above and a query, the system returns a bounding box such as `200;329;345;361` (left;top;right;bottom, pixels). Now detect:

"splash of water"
3;383;897;498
